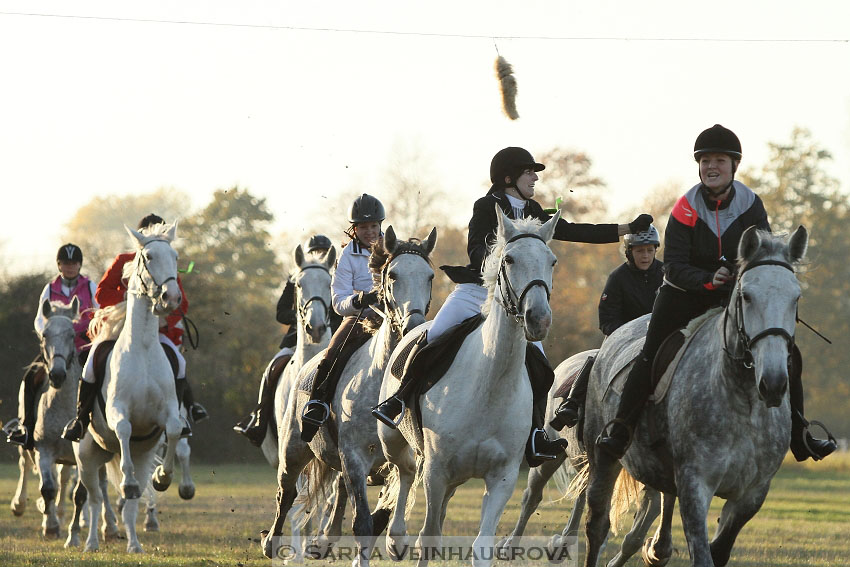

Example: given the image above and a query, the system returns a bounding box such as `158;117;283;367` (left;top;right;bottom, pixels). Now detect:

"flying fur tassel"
495;55;519;120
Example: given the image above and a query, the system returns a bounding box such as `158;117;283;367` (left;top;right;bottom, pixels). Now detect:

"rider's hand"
711;266;732;287
628;214;653;234
353;291;379;309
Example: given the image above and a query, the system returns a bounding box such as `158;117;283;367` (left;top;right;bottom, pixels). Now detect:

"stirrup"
529;428;561;460
233;413;256;434
802;419;837;458
301;400;331;427
180;416;193;438
3;418;27;446
372;397;406;428
191;403;210;423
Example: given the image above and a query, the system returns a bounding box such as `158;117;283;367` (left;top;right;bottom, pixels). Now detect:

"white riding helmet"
624;225;660;249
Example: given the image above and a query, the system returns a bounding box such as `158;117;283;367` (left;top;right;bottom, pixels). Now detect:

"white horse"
581;227;808;567
379;209;559;567
71;222;184;553
262;226;437;566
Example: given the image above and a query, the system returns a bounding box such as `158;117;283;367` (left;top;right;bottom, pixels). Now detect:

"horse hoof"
642;538;671;567
65;534;80;548
547;534;573;564
11;504;25;517
122;483;141;500
260;531;275;559
102;525;121;540
127;542;144;553
44;525;61;539
144;520;160;533
178;484;195;500
386;536;409;561
84;541;99;552
151;467;172;492
36;497;47;514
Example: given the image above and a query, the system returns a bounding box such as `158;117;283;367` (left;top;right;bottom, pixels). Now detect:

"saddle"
267;355;290;387
92;340;180;386
297;318;377;395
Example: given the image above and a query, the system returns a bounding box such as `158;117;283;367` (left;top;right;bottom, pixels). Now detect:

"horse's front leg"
152;405;183;492
11;447;30;516
584;451;622;567
676;467;715;567
415;461;449;567
112;416;141;499
37;452;61;538
709;483;770;567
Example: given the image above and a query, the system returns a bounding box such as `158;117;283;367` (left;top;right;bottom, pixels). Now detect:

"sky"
2;0;850;275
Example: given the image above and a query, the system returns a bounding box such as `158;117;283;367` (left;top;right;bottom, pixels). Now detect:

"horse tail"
88;303;127;342
406;452;425;520
610;468;642;534
564;454;589;502
299;458;334;529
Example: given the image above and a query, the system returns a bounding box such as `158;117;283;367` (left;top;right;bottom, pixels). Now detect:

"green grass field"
1;454;849;566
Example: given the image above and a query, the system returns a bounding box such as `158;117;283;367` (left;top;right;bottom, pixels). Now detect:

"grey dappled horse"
582;226;808;567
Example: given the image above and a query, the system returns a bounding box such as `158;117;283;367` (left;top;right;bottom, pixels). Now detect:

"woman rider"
372;146;653;465
596;124;837;462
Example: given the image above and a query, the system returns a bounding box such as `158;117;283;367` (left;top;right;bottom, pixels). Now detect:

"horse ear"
324;246;337;269
788;225;808;263
384;226;398;254
294;244;305;268
126;225;146;248
423;227;438;255
42;299;52;319
166;221;178;242
495;204;516;241
69;296;80;319
737;226;761;262
539;210;561;243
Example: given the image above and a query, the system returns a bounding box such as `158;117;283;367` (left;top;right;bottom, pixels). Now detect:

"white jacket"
332;239;376;316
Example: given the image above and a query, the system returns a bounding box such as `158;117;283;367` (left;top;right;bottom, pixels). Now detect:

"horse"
71;222;184;553
378;209;559;567
497;349;668;567
261;226;437;566
581;226;808;567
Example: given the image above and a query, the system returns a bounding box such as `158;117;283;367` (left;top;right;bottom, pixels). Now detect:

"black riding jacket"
598;259;663;336
442;189;620;284
664;181;770;295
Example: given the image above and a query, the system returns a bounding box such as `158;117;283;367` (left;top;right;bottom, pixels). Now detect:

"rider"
550;225;663;430
4;244;98;449
234;233;341;445
595;124;837;462
371;146;653;465
61;214;208;442
300;195;385;442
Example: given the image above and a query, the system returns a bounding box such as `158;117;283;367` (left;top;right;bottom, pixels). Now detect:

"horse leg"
498;453;565;553
176;437;195;500
548;488;585;561
152;411;183;492
122;450;157;553
311;472;348;558
473;468;520;567
415;464;449;567
74;436;111;552
606;486;660;567
385;450;418;561
38;452;61;538
676;468;714;567
709;484;770;567
642;491;676;567
340;454;376;567
99;466;120;540
64;477;87;548
584;453;623;567
56;463;74;521
11;446;29;516
113;417;142;500
144;482;160;532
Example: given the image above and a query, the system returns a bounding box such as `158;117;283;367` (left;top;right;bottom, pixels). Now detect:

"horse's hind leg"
64;477;87;548
642;491;676;567
11;447;30;516
584;452;623;567
499;453;565;553
152;414;183;492
176;437;195;500
75;436;111;552
56;463;74;521
548;488;585;560
607;486;660;567
709;484;769;567
99;466;120;540
312;472;348;557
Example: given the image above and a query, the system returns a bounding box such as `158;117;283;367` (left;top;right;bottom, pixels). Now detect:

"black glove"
353;291;379;309
629;214;653;234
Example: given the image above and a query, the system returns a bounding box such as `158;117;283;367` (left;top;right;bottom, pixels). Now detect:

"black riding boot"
301;359;333;443
6;367;39;449
62;380;99;441
182;378;209;423
372;333;428;428
235;355;291;446
596;355;653;459
550;355;595;431
788;352;836;461
525;345;568;467
175;379;192;437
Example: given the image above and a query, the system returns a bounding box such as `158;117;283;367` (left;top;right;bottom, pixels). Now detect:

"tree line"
0;128;846;462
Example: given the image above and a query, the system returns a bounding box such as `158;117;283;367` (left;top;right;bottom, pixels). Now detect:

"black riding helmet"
138;213;165;229
57;243;83;264
694;124;742;161
489;147;545;191
305;234;332;253
349;194;385;223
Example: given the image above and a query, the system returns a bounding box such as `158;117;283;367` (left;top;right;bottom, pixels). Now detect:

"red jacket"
96;252;188;345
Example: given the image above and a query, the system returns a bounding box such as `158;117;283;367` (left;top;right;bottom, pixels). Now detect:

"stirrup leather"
529;428;560;460
301;400;331;427
372;397;406;428
596;418;634;454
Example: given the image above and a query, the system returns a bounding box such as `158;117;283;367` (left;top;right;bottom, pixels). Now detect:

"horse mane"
481;216;545;317
88;302;127;342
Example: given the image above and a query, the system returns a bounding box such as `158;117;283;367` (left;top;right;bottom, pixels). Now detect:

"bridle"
296;264;332;328
128;239;178;304
42;316;76;369
497;233;552;324
377;248;431;336
723;259;796;369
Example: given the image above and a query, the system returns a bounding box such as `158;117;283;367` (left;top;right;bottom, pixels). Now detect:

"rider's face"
699;153;737;195
511;168;538;199
58;260;81;280
354;221;381;248
630;244;656;271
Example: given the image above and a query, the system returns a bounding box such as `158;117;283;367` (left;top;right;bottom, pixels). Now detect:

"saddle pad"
650;307;722;404
602;315;650;396
554;366;581;399
297;361;322;394
298;316;376;395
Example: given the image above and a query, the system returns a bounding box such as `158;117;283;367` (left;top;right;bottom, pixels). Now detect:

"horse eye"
742;291;752;302
387;272;397;281
505;255;515;265
551;259;557;267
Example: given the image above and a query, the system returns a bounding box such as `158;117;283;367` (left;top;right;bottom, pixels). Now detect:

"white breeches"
82;333;186;383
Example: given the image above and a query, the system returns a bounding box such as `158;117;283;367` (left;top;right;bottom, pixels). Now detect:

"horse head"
488;206;560;342
293;243;336;343
376;225;437;335
40;297;80;389
126;222;182;317
730;225;808;407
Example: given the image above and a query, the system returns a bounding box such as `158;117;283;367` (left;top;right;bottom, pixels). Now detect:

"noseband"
296;264;332;328
380;249;431;335
130;239;178;303
497;233;551;324
723;259;796;369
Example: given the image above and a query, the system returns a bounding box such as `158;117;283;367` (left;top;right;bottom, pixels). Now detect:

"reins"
497;233;551;323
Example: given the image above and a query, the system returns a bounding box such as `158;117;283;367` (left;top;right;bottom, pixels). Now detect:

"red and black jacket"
664;181;770;295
